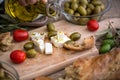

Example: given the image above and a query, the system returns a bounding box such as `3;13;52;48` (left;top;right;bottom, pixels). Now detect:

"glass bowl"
0;61;19;80
60;0;112;25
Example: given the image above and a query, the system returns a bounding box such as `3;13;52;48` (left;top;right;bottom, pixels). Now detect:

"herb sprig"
0;24;28;33
0;14;28;33
106;22;120;47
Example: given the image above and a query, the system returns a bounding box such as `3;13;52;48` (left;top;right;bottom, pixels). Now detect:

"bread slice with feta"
50;31;70;48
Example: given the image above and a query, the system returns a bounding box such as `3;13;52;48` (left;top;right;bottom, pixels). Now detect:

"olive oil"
5;0;46;22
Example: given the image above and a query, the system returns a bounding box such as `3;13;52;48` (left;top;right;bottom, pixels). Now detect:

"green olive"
24;41;34;50
47;23;56;31
100;3;105;11
67;9;74;15
65;40;75;45
80;3;87;8
73;13;80;21
70;0;78;3
102;39;115;48
87;3;95;10
26;49;37;58
74;12;80;16
80;0;88;5
91;0;102;6
86;8;92;15
64;8;70;12
99;44;111;54
71;2;78;11
78;18;89;25
94;6;101;14
78;6;87;16
48;31;57;39
70;32;81;41
64;2;70;8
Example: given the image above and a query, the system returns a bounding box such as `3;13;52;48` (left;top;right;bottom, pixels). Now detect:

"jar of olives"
0;61;19;80
59;0;112;25
47;0;111;25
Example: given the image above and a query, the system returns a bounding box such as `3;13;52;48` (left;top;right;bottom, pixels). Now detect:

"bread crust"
0;32;14;52
64;48;120;80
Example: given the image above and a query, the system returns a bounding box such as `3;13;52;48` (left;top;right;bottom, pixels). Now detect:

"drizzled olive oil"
5;0;46;22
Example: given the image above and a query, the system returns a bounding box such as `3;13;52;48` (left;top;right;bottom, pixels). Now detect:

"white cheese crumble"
51;31;70;48
30;32;47;41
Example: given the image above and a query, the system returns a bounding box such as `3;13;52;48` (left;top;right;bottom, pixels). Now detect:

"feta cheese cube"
45;43;53;54
37;40;45;53
32;39;45;53
30;32;47;53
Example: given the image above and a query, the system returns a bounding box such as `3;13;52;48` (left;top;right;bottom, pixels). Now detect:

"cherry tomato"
10;50;26;64
13;29;29;42
87;20;99;31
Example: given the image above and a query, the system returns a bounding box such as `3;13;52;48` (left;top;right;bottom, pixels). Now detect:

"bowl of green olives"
0;61;19;80
59;0;112;25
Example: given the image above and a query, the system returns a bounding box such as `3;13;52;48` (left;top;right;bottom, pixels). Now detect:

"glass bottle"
4;0;59;23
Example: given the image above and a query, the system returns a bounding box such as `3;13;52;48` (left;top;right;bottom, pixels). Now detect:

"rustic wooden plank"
0;20;99;80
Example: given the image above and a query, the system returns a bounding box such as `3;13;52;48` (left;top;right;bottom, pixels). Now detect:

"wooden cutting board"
0;18;119;80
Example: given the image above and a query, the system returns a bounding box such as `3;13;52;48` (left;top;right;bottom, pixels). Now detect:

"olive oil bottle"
5;0;46;22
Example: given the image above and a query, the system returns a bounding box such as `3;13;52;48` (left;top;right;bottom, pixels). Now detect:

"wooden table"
1;0;120;80
47;0;120;80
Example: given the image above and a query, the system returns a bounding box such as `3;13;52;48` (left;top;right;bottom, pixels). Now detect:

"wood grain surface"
0;20;99;80
1;18;120;80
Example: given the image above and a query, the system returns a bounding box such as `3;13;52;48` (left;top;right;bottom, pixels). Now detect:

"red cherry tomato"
13;29;29;42
87;20;99;31
10;50;26;64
